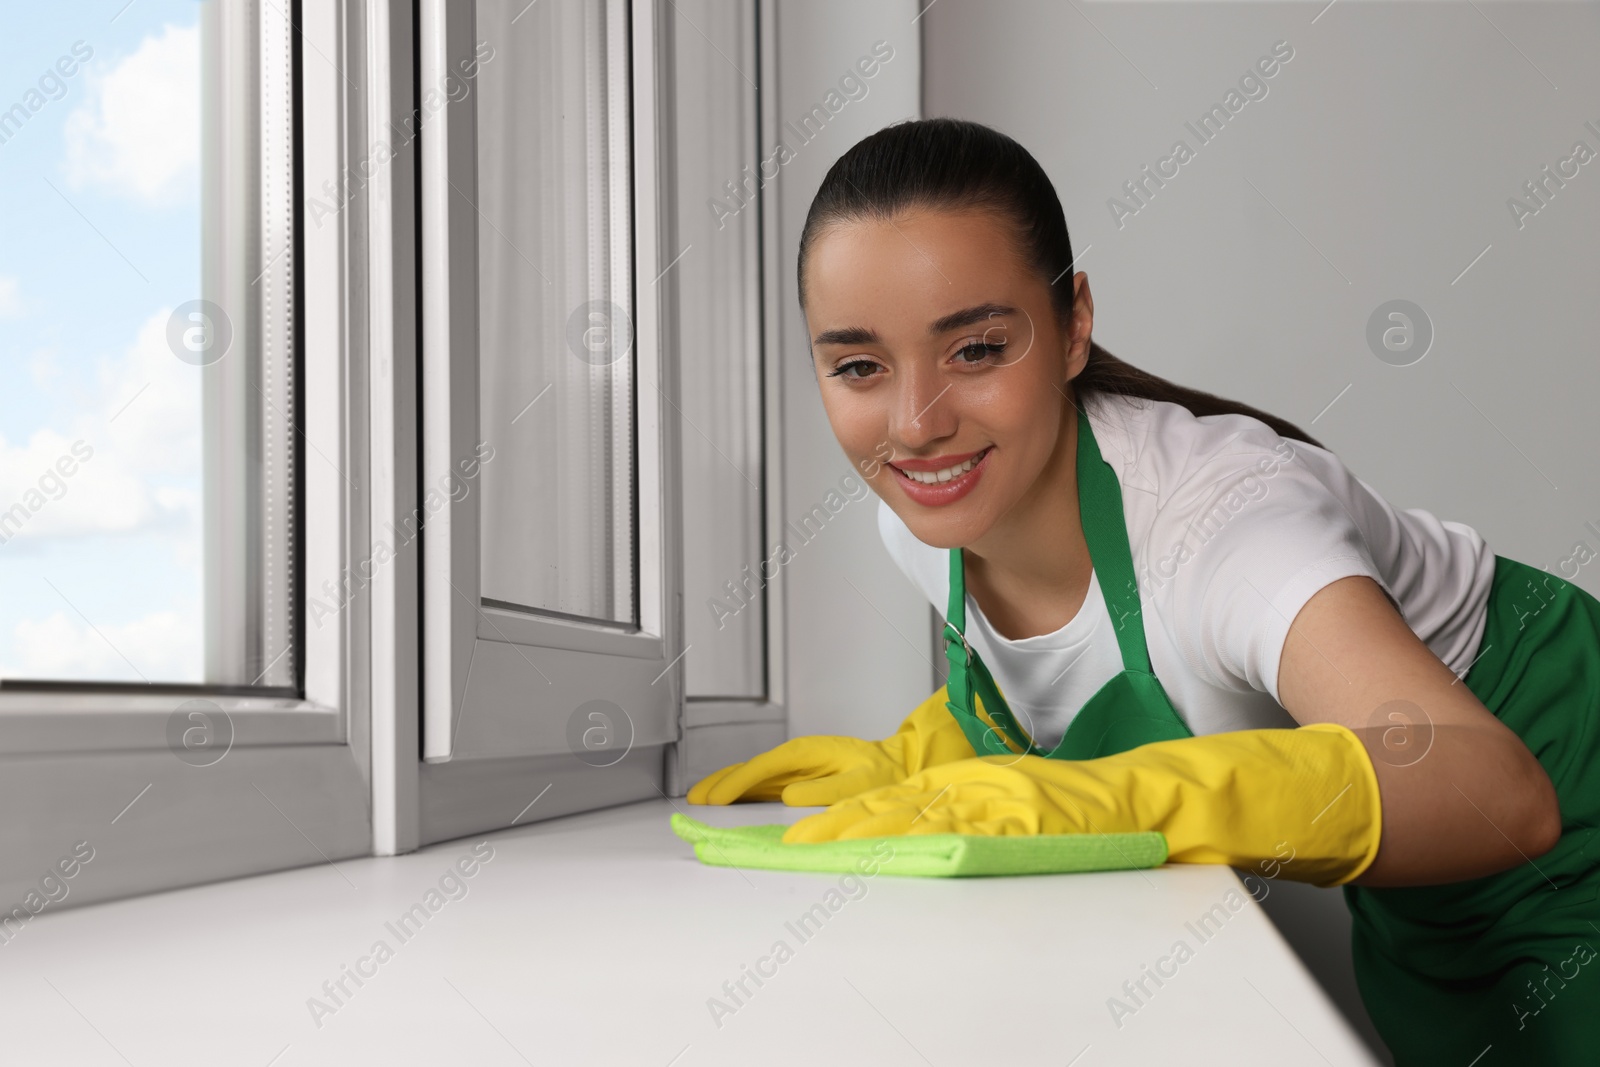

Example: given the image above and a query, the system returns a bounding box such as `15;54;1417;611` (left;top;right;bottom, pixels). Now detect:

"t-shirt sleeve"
1159;445;1397;706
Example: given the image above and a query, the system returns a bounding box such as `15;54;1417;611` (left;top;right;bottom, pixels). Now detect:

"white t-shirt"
877;390;1498;746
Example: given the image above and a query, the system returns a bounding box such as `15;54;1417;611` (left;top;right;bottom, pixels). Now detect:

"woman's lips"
888;446;993;507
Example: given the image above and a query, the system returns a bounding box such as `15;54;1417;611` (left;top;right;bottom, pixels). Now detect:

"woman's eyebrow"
928;302;1017;335
811;303;1018;348
812;325;879;347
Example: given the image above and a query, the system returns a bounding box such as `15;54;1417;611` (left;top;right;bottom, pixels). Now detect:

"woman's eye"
955;342;1007;365
826;359;881;380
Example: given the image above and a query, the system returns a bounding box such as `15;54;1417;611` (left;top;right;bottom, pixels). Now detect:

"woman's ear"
1063;272;1094;380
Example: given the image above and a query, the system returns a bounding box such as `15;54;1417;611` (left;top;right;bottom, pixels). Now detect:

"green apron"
941;403;1600;1063
1344;554;1600;1065
940;403;1193;760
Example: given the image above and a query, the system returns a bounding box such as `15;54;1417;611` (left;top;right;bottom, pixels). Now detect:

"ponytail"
799;117;1326;450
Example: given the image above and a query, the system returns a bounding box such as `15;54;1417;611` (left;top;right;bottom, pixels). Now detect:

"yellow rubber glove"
687;685;995;807
781;722;1384;887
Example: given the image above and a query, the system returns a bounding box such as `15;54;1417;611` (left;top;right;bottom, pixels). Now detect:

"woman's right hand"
686;736;905;807
686;686;979;807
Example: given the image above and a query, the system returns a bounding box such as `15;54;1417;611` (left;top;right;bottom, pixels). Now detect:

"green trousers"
1345;554;1600;1065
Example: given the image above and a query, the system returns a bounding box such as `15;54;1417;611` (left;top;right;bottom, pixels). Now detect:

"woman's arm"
1276;575;1562;887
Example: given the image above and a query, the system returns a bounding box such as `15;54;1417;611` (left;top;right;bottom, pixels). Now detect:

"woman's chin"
896;506;994;551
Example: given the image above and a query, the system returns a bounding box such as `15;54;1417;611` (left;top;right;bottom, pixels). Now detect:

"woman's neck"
963;392;1094;638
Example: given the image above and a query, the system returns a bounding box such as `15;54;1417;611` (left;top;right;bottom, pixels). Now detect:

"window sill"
0;692;340;756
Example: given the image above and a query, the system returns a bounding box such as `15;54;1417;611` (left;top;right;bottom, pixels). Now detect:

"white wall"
772;0;931;738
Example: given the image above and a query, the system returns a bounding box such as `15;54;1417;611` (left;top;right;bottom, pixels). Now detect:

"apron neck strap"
944;400;1152;677
1073;400;1152;674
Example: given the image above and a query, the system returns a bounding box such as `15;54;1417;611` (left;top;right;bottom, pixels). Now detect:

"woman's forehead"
806;233;1037;340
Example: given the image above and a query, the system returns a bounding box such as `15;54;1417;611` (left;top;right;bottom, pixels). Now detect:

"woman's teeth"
900;450;985;484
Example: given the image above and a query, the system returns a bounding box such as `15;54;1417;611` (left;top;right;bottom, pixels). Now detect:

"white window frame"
667;0;789;791
0;0;925;910
0;0;374;907
399;0;688;846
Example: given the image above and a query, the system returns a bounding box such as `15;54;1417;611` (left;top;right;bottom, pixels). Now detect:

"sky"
0;1;207;683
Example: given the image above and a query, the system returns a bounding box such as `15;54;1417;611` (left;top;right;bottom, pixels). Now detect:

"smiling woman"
689;117;1600;1065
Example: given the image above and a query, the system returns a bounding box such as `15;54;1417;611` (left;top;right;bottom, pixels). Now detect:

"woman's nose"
890;372;958;451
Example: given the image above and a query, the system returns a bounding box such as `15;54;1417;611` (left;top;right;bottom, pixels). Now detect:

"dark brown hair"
797;117;1326;450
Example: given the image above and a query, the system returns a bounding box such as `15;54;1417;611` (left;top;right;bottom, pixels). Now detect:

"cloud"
3;607;201;683
0;310;207;685
0;276;20;318
0;308;200;545
62;22;200;205
93;308;204;478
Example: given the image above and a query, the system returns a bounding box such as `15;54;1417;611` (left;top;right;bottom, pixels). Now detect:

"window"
0;0;369;911
664;0;790;786
0;1;296;691
0;0;859;904
672;0;767;701
475;0;638;628
414;0;682;836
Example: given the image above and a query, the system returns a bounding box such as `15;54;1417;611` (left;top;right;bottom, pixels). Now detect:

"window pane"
0;1;297;688
476;0;637;627
672;0;765;698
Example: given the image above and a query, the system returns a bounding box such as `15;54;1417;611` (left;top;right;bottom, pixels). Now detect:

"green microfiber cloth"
670;812;1167;878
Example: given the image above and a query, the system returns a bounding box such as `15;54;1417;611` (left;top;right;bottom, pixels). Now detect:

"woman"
688;118;1600;1063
